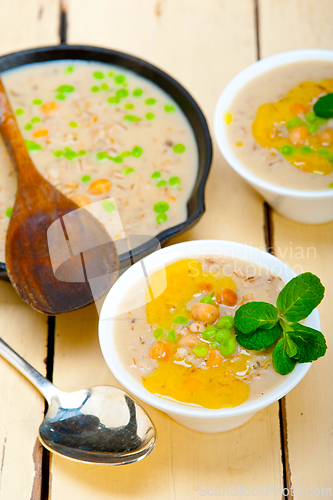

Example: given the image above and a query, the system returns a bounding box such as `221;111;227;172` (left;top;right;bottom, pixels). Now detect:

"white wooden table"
0;1;332;498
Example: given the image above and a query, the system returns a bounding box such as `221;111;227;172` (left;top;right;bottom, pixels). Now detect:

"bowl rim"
99;239;317;419
0;43;213;278
214;49;333;199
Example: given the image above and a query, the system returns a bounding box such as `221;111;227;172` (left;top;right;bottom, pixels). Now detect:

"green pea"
199;294;214;304
164;104;175;112
24;140;41;151
113;156;123;163
316;116;327;125
31;117;41;123
215;328;231;343
174;315;188;325
57;85;74;93
146;113;154;120
154;201;169;213
125;103;134;109
108;71;114;77
123;167;135;174
220;337;237;356
132;146;143;157
15;108;24;116
5;207;13;218
78;150;86;156
151;171;161;179
317;149;330;157
102;200;116;213
64;150;77;160
168;330;176;341
108;96;120;104
66;66;74;73
305;112;316;124
25;124;33;131
309;124;319;134
286;116;304;129
156;213;167;224
328;183;333;189
124;114;140;122
54;150;63;157
121;151;132;157
82;175;91;182
300;146;312;154
209;341;220;349
280;145;294;155
192;345;209;358
169;176;180;186
145;98;156;105
93;71;104;79
157;180;167;187
216;315;234;329
133;88;143;96
202;326;218;340
101;84;109;90
153;327;164;340
56;94;65;100
116;88;129;99
32;99;42;105
97;152;109;160
173;143;185;153
69;121;78;128
115;75;126;84
91;86;100;92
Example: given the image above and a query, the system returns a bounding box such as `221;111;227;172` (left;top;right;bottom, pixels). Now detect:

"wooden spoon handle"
0;76;36;181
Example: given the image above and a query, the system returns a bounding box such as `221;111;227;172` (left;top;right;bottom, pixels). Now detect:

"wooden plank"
50;1;284;499
259;0;333;57
259;0;333;493
0;1;59;499
0;280;48;500
0;0;59;55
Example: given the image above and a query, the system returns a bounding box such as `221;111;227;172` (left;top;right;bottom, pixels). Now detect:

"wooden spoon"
0;77;118;315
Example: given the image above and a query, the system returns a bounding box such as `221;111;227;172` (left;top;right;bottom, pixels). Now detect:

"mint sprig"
234;272;327;375
313;93;333;118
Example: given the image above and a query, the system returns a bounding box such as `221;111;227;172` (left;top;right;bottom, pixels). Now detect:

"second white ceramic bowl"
214;50;333;224
99;240;319;433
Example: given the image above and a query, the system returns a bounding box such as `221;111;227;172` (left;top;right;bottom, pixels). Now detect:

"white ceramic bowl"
214;50;333;224
99;240;319;433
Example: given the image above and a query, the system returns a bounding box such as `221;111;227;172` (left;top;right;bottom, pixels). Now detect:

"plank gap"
40;316;55;500
254;0;261;60
263;202;293;499
59;0;68;44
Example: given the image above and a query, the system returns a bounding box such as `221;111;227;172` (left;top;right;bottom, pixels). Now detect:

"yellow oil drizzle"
142;355;250;409
145;259;236;329
252;78;333;175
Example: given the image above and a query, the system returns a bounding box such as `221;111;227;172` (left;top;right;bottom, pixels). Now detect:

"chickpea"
179;334;200;348
289;126;308;144
191;302;219;324
89;178;112;195
216;288;238;307
72;194;91;207
149;341;170;361
316;128;333;145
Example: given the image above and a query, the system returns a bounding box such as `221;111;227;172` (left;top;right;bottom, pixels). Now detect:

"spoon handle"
0;337;60;404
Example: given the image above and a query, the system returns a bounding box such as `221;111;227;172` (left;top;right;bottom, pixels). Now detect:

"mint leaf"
288;323;327;363
272;338;297;375
236;322;282;350
285;334;298;358
313;93;333;118
234;302;278;333
276;273;324;322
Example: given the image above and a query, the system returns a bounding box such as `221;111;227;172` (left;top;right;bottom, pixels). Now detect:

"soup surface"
226;60;333;191
114;256;286;409
0;60;198;261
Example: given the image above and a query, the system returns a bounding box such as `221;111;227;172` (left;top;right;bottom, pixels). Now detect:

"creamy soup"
0;60;198;262
114;257;287;409
226;60;333;191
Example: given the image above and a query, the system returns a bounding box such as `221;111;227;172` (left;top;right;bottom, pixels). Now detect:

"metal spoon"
0;337;156;465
